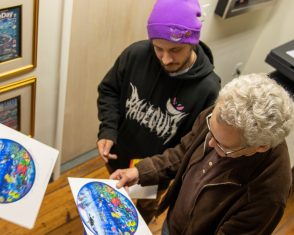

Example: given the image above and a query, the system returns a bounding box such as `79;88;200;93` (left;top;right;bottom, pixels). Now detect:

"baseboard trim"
61;148;98;173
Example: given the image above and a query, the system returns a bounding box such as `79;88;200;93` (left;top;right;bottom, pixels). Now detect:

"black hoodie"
98;40;221;170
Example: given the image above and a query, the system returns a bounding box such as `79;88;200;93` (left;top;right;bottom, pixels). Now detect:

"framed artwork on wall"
0;96;21;131
0;76;36;136
0;0;39;80
215;0;273;19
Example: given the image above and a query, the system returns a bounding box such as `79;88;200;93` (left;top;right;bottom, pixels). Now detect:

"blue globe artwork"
77;181;139;235
0;139;36;203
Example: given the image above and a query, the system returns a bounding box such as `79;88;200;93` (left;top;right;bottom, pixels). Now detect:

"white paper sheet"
68;177;152;235
286;50;294;59
129;184;158;199
0;124;58;229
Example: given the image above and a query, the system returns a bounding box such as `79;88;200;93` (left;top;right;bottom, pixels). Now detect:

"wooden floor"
0;157;164;235
0;157;293;234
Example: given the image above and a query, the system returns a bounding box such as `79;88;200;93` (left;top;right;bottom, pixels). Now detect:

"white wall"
244;0;294;74
243;0;294;165
33;0;65;177
199;0;275;85
34;0;63;145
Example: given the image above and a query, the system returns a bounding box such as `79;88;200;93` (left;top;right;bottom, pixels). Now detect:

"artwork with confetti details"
68;178;152;235
0;138;36;204
0;124;58;229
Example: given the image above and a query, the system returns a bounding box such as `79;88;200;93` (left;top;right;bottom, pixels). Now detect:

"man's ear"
256;145;270;153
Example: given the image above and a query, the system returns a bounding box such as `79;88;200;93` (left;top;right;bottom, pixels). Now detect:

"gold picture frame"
0;0;39;79
0;76;36;136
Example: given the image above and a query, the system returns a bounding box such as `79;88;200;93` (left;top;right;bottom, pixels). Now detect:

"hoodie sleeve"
97;40;154;143
97;55;125;143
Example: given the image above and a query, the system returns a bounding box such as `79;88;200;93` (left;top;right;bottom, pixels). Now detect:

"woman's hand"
110;167;139;189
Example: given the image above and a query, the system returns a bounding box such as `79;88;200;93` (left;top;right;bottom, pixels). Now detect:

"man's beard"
161;50;194;73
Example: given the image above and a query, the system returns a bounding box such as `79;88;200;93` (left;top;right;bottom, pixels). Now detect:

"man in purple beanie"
97;0;221;223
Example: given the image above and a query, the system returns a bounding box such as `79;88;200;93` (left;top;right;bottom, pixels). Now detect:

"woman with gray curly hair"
111;73;294;235
215;73;294;155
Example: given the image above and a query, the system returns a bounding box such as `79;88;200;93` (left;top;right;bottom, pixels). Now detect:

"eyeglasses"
206;113;247;156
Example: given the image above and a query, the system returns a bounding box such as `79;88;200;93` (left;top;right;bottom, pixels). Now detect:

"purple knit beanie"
147;0;202;44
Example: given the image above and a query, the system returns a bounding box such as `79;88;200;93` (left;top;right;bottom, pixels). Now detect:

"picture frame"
215;0;273;19
0;0;39;79
0;95;21;131
0;76;36;137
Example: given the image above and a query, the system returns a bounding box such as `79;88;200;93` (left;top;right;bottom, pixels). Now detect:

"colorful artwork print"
0;96;20;131
0;139;35;203
77;182;138;235
0;6;21;63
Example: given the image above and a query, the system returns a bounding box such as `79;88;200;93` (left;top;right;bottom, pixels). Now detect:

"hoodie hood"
172;44;214;80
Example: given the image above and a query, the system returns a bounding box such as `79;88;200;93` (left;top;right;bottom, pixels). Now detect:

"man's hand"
96;139;118;163
110;167;139;189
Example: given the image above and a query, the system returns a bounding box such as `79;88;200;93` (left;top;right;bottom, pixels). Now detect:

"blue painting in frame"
0;6;21;63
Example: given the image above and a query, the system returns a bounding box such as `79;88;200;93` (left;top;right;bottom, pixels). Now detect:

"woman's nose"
208;137;216;148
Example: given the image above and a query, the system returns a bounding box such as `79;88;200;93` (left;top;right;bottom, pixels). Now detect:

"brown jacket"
136;106;292;235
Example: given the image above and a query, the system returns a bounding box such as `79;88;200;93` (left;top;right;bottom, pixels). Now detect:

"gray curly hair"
217;73;294;148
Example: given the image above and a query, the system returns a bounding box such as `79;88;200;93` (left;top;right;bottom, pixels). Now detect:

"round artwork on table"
0;138;36;203
77;181;139;235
